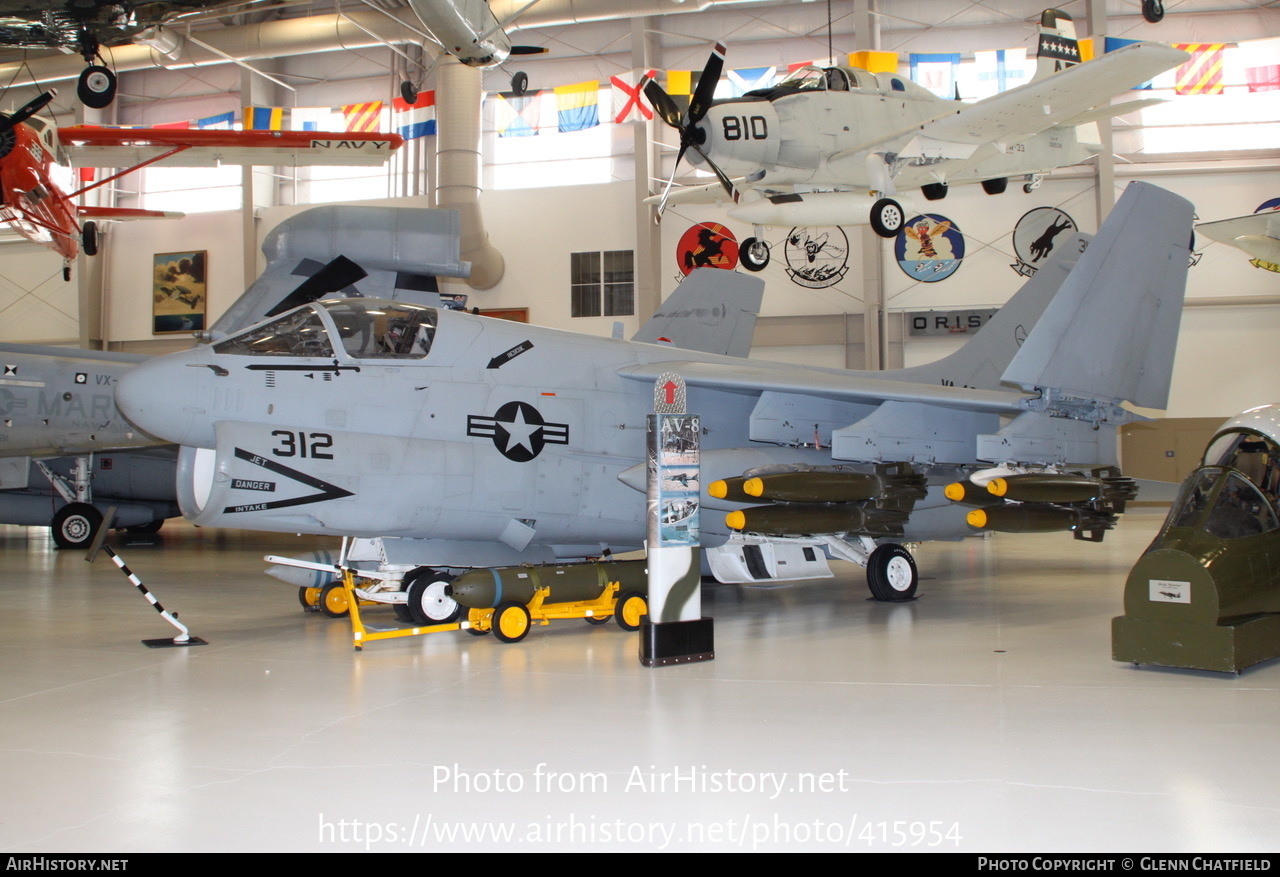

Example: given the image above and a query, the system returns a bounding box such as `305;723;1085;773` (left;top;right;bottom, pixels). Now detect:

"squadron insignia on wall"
783;227;850;289
1010;207;1077;277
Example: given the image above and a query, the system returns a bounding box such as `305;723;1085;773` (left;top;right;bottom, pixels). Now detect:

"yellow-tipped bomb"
967;504;1080;533
709;477;752;503
743;477;765;497
986;473;1103;503
735;471;884;503
725;510;747;530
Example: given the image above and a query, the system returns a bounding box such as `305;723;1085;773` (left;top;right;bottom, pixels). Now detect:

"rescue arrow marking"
487;340;534;369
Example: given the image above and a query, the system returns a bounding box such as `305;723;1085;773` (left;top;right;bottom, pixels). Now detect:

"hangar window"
571;250;634;318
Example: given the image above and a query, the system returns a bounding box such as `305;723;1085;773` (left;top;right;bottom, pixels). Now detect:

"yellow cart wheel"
616;591;647;631
298;586;322;611
493;601;532;644
320;582;350;619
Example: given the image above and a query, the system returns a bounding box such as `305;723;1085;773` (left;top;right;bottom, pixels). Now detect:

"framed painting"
153;251;208;334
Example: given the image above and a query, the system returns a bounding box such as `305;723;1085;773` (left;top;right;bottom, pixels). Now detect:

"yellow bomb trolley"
340;558;649;650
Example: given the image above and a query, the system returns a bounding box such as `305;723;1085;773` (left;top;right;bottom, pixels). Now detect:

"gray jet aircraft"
114;182;1192;615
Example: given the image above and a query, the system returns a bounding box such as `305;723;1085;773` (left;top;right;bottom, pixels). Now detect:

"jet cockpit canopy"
212;299;438;360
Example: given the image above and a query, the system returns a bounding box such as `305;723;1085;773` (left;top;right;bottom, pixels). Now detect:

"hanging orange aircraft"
0;90;403;278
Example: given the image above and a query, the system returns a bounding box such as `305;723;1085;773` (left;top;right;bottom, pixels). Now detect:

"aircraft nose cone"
116;351;216;448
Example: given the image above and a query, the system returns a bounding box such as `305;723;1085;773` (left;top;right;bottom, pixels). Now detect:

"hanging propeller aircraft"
644;9;1188;271
398;0;548;103
0;90;402;278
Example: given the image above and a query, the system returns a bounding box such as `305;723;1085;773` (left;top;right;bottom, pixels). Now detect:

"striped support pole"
103;546;208;648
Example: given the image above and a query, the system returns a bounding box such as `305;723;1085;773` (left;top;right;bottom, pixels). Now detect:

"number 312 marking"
271;430;334;459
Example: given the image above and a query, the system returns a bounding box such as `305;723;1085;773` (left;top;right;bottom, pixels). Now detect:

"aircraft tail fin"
632;268;764;357
885;229;1089;391
1002;181;1193;411
1032;8;1081;82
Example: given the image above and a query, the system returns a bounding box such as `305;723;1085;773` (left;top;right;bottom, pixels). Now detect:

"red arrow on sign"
662;381;678;405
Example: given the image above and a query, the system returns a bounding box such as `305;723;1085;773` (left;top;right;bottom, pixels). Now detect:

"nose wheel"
739;236;770;271
870;198;904;238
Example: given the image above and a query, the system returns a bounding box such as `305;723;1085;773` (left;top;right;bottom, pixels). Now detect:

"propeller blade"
688;141;738;203
644;79;683;129
687;42;725;123
509;45;549;56
0;90;55;135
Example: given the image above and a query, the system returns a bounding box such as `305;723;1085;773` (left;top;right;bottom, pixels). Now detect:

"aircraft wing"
77;206;184;220
910;42;1187;148
1197;211;1280;245
617;360;1028;413
58;127;403;168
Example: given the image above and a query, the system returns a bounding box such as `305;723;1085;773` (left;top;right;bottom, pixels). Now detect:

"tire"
493;601;531;644
511;71;529;96
615;590;648;631
922;182;948;201
298;586;321;611
399;80;418;105
51;503;102;549
320;581;350;618
1142;0;1164;23
869;198;904;238
404;567;461;625
585;614;611;625
866;543;919;602
739;237;770;271
981;177;1008;196
81;221;98;257
77;65;117;109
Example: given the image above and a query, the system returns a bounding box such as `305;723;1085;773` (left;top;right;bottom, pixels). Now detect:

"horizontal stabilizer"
1002;181;1192;410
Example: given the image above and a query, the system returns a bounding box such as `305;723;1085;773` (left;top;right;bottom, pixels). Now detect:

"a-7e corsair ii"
115;182;1191;620
646;9;1187;270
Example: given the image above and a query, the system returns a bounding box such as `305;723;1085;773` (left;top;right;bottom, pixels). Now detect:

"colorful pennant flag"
1172;43;1228;95
1239;37;1280;93
554;81;600;132
392;91;437;139
496;91;541;137
196;111;235;130
848;51;898;74
611;69;655;123
290;106;333;132
342;101;384;133
665;70;693;114
153;120;192;130
726;66;776;97
974;48;1028;93
910;53;960;98
244;106;284;131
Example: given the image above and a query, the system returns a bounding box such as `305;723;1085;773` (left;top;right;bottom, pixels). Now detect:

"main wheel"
77;65;117;109
1142;0;1164;23
81;221;98;257
399;80;418;105
51;503;102;549
866;543;919;602
320;581;350;618
922;182;948;201
981;177;1008;196
405;567;461;625
493;601;531;643
615;590;648;631
739;237;770;271
511;71;529;96
869;198;904;238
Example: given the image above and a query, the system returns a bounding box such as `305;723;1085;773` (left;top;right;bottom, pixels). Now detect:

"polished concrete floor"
1;510;1277;853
